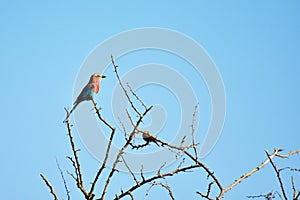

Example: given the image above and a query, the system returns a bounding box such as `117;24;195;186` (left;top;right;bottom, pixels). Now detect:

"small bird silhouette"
64;73;106;122
142;131;160;146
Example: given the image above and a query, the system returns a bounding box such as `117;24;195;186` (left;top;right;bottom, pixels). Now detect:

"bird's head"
89;73;106;83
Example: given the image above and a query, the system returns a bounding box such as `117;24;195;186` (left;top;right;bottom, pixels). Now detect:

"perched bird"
64;73;106;122
142;131;160;146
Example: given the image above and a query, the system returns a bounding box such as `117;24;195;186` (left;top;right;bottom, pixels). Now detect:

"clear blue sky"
0;1;299;199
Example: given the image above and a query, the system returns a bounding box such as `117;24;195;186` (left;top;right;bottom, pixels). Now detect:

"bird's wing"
74;83;94;104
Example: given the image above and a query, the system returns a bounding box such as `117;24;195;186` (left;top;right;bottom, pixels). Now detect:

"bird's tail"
63;103;79;123
69;102;79;116
153;140;160;147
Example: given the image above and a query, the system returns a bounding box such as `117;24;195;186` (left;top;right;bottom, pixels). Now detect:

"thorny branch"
191;103;199;161
128;130;223;194
99;102;153;200
114;164;200;200
41;55;300;200
126;82;147;110
216;149;282;199
111;55;141;116
88;99;116;199
246;192;279;199
144;181;175;200
214;148;300;200
64;108;90;199
98;56;153;200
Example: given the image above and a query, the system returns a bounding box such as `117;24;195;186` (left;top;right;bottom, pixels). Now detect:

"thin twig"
196;182;214;200
126;109;135;127
296;192;300;200
111;55;141;116
218;149;300;199
64;108;90;199
218;149;281;199
64;109;83;184
126;82;147;110
66;170;76;181
196;191;213;200
40;174;59;200
246;192;275;199
292;177;297;200
144;181;175;200
279;167;300;173
88;99;116;199
275;149;300;158
265;150;288;200
191;103;199;160
140;165;145;182
98;56;153;200
56;159;70;200
99;106;153;200
152;137;222;192
121;155;139;185
114;164;200;200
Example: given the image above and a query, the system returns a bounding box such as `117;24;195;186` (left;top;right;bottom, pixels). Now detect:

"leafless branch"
265;150;288;200
98;56;153;200
88;99;117;199
114;164;200;200
140;165;146;182
91;98;115;131
218;149;281;199
157;162;167;177
40;174;59;200
155;138;222;193
144;181;175;200
126;82;147;110
275;149;300;158
125;109;135;128
56;159;70;200
66;170;76;181
64;108;90;199
291;177;297;200
218;148;300;199
191;103;199;160
99;105;153;200
296;192;300;200
125;105;222;197
118;117;127;135
177;158;185;169
196;181;214;200
246;192;276;199
279;167;300;173
292;176;300;200
43;55;300;200
111;55;141;116
121;155;139;185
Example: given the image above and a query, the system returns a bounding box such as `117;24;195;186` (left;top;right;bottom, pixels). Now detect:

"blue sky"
0;1;299;199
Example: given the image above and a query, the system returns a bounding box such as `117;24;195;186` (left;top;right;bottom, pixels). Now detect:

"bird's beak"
102;75;107;78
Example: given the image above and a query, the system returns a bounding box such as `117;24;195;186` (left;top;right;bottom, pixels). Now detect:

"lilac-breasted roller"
64;73;106;122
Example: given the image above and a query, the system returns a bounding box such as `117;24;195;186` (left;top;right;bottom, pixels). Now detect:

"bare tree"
41;56;300;200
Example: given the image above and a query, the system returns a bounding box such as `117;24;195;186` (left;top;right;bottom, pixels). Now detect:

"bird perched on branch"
142;131;160;146
64;73;106;122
